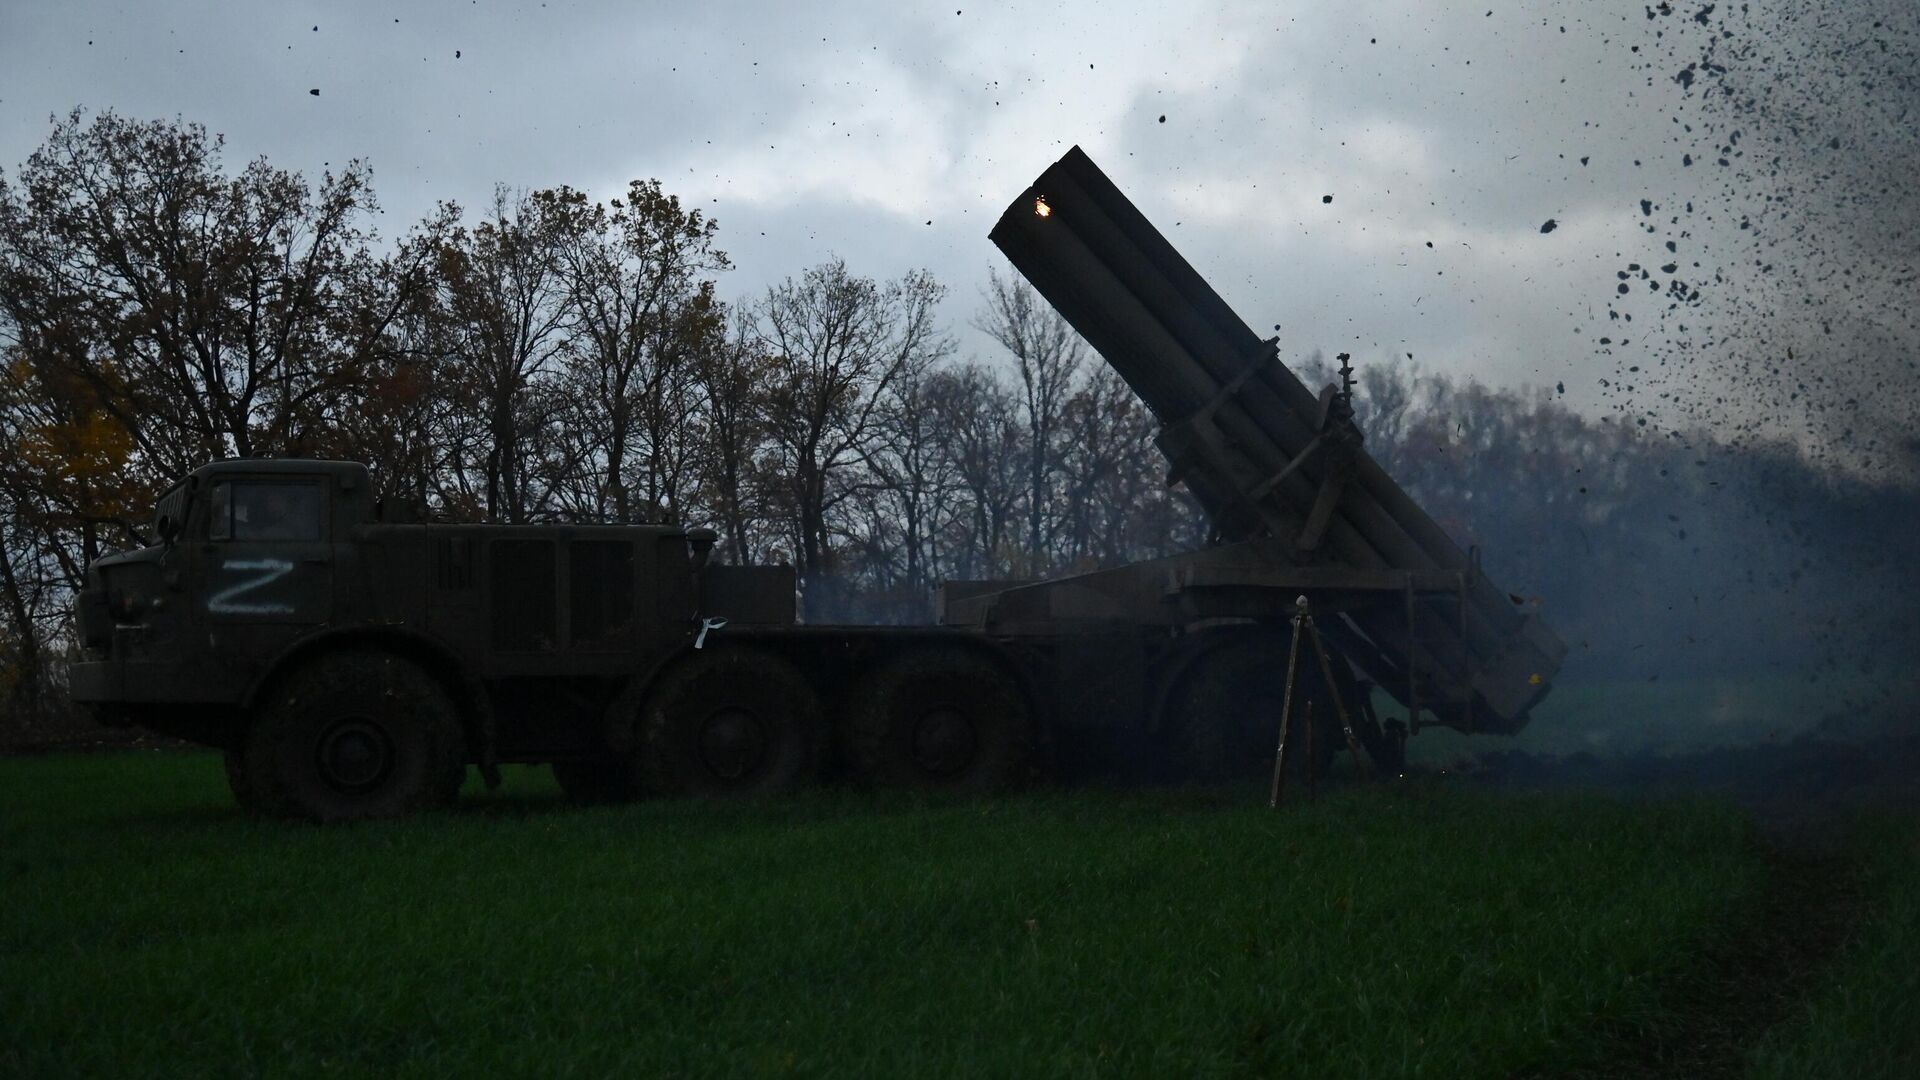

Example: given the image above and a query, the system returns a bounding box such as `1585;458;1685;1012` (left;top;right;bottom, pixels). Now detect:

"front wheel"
241;651;467;822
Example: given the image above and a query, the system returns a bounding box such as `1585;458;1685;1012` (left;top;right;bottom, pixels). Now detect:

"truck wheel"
242;651;467;822
1161;637;1341;784
846;646;1034;791
637;647;824;798
551;759;640;803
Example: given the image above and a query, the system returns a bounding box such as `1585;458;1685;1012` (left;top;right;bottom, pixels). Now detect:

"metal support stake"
1305;701;1317;803
1306;614;1371;780
1274;595;1372;805
1269;599;1309;809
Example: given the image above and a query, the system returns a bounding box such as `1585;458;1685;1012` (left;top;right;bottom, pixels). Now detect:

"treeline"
3;109;1915;732
0;110;1204;720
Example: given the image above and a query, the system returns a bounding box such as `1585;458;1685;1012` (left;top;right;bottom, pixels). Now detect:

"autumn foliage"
4;110;1913;737
0;111;1202;727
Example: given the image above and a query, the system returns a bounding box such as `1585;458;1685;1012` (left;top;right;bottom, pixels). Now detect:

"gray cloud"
4;0;1907;470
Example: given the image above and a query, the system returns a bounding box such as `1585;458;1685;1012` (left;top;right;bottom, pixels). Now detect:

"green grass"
1746;815;1920;1080
1;752;1766;1078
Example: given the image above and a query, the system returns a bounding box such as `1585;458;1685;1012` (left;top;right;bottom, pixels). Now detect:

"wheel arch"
843;633;1045;788
600;643;709;754
890;634;1041;714
242;626;492;768
865;634;1049;759
628;640;829;797
606;632;1047;754
1148;623;1292;736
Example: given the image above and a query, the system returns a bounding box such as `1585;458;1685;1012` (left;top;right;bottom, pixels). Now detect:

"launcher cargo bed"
973;146;1567;735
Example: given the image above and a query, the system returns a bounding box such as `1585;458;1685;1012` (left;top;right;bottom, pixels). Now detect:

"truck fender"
867;634;1053;773
601;645;702;754
963;637;1052;772
949;637;1047;743
242;624;501;789
1145;625;1290;735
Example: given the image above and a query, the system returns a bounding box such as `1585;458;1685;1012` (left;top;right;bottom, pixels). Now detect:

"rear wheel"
1160;635;1344;784
242;651;467;822
846;646;1034;791
637;647;824;798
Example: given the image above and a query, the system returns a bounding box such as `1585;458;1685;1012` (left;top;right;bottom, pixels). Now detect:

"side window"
209;481;323;542
436;536;475;590
569;540;634;649
491;540;556;652
208;482;232;540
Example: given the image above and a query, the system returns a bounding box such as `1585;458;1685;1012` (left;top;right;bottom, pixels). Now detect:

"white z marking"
208;558;297;615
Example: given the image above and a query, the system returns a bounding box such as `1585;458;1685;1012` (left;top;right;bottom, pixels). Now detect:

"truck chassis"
69;147;1564;820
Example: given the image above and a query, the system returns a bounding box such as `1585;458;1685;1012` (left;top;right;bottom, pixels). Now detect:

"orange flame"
1034;197;1051;218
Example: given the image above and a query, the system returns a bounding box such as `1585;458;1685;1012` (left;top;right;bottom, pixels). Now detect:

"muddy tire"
242;650;467;822
637;647;824;798
551;759;640;803
846;646;1034;791
1160;636;1343;784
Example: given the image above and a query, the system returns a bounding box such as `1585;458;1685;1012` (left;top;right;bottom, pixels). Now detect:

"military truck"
70;458;1038;818
69;148;1565;820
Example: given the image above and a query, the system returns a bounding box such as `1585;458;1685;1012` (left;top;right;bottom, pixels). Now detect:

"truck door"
566;539;639;655
197;478;334;627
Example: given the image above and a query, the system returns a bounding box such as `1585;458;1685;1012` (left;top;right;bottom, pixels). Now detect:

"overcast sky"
2;0;1904;458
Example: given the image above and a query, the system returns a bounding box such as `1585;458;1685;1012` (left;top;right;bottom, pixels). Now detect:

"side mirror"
155;514;179;544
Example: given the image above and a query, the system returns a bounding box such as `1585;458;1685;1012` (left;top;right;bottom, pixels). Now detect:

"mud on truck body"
69;148;1566;821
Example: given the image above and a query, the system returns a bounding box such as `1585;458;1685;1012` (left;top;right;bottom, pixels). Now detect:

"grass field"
0;752;1908;1078
1745;816;1920;1079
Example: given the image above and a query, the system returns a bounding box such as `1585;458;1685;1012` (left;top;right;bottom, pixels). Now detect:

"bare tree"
975;266;1086;568
433;187;571;523
862;334;957;605
300;207;461;504
753;258;945;617
928;361;1024;579
693;306;770;563
1056;367;1162;567
540;181;728;523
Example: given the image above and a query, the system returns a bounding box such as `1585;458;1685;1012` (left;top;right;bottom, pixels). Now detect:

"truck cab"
69;458;740;818
72;459;378;744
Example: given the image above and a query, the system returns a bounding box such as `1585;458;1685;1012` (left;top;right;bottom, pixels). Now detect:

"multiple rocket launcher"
990;147;1566;733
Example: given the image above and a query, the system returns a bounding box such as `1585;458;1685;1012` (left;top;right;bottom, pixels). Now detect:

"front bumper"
67;655;231;706
67;658;123;704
